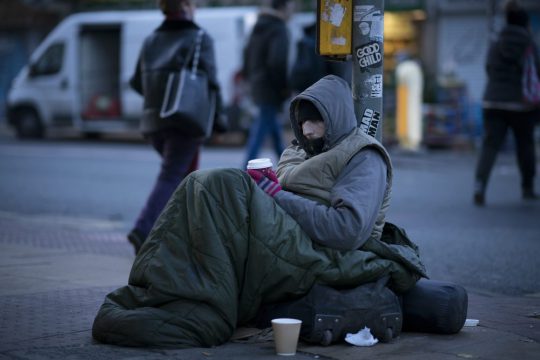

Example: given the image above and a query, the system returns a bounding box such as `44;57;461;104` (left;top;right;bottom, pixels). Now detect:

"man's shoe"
473;180;486;206
523;189;538;200
127;229;144;255
473;192;485;206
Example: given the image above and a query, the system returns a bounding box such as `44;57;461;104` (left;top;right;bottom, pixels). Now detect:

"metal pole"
351;0;385;142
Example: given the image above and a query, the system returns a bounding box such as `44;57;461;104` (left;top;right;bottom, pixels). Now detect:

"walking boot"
473;180;485;206
523;188;538;200
127;229;145;255
473;192;485;206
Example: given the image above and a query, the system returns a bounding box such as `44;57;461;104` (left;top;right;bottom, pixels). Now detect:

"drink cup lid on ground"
247;158;273;170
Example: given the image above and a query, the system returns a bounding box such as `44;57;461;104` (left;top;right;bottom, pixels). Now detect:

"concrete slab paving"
1;222;539;359
1;146;539;359
0;243;133;296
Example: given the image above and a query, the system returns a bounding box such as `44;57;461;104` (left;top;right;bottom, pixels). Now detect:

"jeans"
474;108;537;193
243;103;285;167
133;129;202;239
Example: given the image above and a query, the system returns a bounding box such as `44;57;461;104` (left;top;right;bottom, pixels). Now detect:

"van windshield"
31;42;64;76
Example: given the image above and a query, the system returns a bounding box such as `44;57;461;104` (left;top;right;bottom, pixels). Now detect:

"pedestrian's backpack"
290;35;327;93
255;276;402;345
522;45;540;106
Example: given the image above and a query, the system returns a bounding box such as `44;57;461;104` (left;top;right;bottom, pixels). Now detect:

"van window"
31;42;64;76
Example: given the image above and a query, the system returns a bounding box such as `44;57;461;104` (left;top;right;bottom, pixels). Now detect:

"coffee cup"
247;158;274;177
271;318;302;356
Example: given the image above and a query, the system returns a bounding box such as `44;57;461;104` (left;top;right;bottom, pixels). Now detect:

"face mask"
304;137;325;156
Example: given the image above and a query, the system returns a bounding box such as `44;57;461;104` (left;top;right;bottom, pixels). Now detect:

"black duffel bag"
401;279;468;334
255;276;402;346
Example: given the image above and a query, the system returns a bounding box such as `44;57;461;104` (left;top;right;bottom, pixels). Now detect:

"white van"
6;7;315;140
6;7;259;139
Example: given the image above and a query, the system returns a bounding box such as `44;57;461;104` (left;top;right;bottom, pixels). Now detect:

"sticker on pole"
358;74;383;99
360;108;380;138
355;41;383;71
354;5;383;42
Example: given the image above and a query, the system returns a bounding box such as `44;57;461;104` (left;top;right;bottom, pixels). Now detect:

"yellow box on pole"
317;0;352;57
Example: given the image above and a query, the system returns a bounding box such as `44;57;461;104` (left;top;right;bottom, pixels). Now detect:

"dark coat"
130;19;225;135
483;25;540;104
242;11;290;106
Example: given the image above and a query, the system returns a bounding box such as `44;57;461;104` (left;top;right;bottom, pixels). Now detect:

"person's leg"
130;130;201;253
265;104;285;158
509;111;537;198
188;148;200;173
128;131;163;252
243;104;271;167
474;109;509;205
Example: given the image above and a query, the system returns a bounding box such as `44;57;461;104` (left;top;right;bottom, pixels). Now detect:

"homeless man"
92;75;426;348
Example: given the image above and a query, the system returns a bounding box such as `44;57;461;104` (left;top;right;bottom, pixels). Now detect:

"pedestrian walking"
127;0;227;253
241;0;295;168
289;21;351;93
473;0;539;206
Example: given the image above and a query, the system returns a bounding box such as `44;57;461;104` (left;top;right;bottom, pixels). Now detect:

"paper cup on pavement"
271;318;302;356
247;158;274;176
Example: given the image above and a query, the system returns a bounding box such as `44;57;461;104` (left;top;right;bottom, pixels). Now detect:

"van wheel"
14;108;44;139
84;132;102;140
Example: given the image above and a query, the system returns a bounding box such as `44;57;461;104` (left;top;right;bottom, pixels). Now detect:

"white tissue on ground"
464;319;479;327
344;326;379;346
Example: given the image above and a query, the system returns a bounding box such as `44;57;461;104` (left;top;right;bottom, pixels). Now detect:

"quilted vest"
278;128;393;242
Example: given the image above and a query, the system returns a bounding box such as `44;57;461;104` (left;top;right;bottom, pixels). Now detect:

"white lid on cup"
271;318;302;325
247;158;273;170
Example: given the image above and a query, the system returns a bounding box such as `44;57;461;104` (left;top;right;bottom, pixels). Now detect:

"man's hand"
247;169;282;197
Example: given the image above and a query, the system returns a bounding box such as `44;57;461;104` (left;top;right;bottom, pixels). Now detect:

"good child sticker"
355;41;382;71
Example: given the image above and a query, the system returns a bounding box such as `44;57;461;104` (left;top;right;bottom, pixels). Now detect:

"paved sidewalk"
1;212;539;360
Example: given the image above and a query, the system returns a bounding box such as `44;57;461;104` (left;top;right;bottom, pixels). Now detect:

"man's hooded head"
289;75;356;157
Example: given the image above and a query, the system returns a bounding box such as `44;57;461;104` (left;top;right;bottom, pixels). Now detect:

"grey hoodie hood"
289;75;357;155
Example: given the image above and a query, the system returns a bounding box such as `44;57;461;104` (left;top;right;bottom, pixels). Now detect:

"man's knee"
189;168;251;190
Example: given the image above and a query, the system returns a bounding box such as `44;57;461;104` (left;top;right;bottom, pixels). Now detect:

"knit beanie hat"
297;101;323;123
